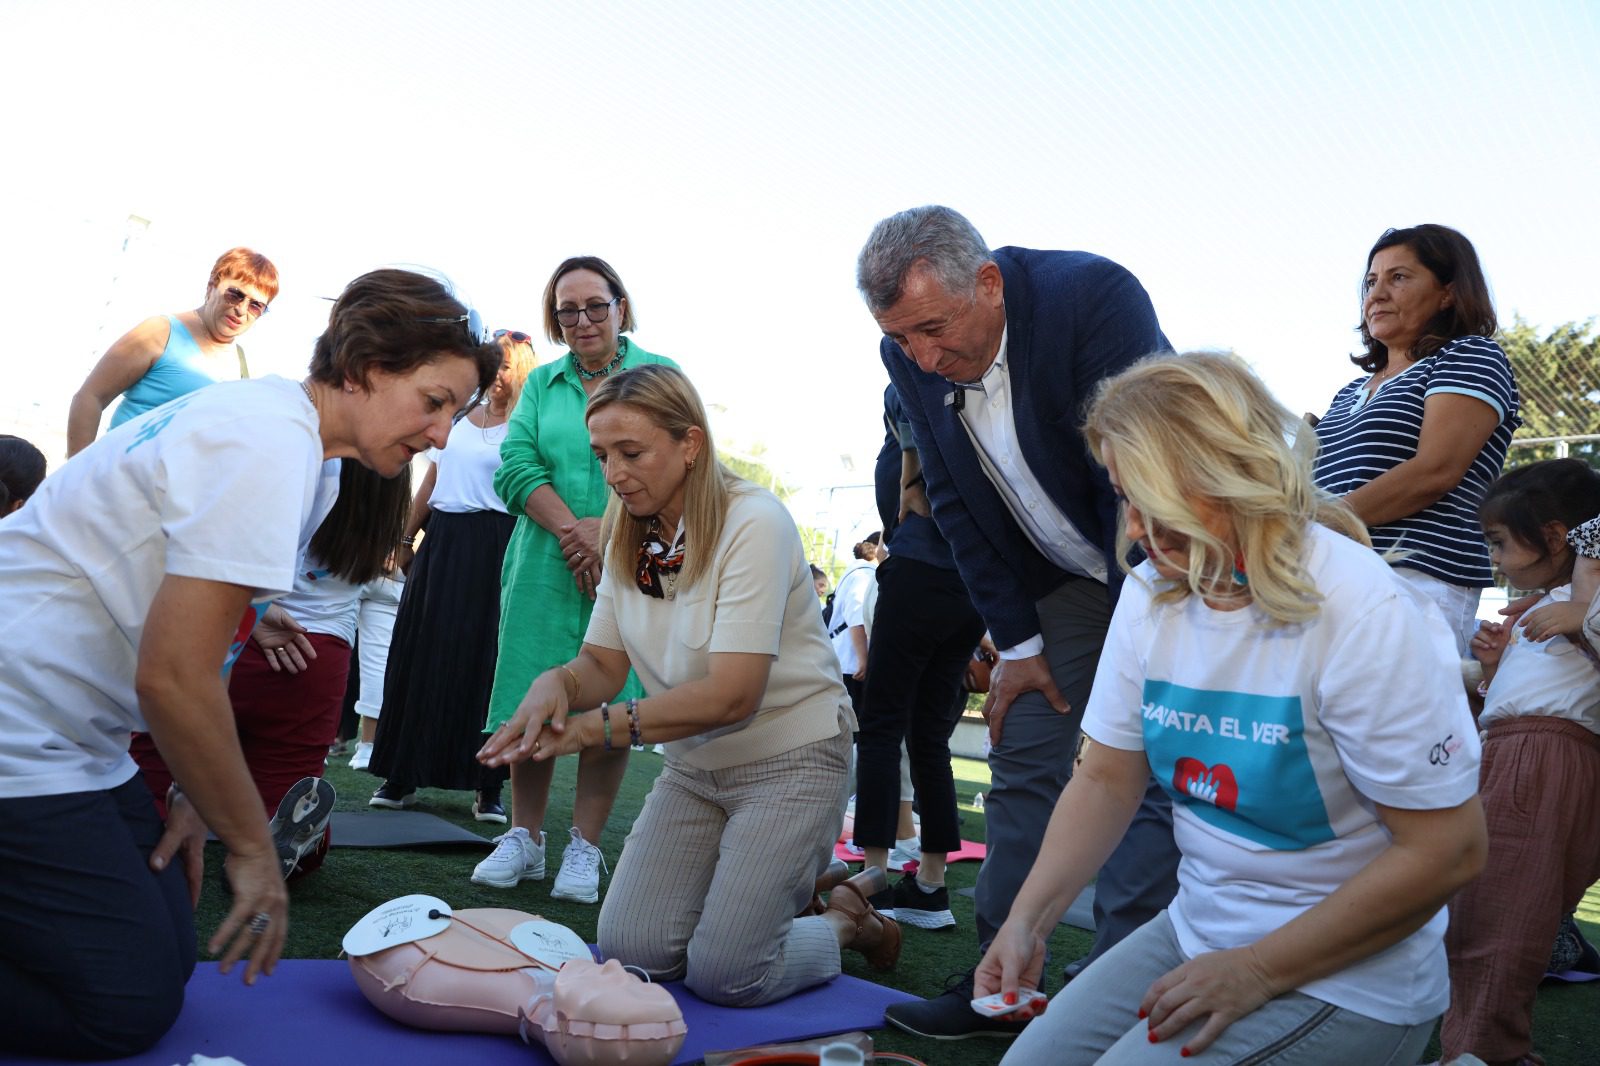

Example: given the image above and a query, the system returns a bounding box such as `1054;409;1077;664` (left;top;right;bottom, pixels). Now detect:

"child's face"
1484;521;1567;591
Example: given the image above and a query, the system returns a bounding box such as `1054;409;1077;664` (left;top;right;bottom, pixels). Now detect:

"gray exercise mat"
957;883;1096;931
329;810;494;848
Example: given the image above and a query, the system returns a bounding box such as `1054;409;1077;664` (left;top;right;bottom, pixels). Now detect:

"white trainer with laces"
550;826;607;904
348;742;373;771
471;827;545;888
887;836;922;872
269;776;337;879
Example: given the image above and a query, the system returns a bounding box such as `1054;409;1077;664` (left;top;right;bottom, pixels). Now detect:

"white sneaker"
348;742;373;771
472;827;545;888
550;826;607;904
888;836;922;872
269;777;337;879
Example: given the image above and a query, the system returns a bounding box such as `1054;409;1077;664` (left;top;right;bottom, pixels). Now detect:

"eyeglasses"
554;298;619;327
223;286;270;318
419;307;489;344
494;329;533;344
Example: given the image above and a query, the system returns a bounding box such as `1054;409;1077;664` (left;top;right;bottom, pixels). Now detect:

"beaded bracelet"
599;701;612;751
626;698;642;747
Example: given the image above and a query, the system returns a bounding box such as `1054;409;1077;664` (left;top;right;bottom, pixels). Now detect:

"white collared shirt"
958;329;1109;657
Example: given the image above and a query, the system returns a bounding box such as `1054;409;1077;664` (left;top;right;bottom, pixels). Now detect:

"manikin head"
532;958;687;1065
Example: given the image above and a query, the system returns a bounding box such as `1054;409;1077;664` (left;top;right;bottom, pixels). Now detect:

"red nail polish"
1137;1008;1147;1019
1004;991;1017;1006
1181;1049;1192;1058
1148;1031;1158;1043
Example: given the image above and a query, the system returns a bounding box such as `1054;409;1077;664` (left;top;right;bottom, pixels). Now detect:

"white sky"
2;0;1596;553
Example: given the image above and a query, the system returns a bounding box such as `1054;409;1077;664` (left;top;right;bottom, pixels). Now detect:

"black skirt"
370;508;517;791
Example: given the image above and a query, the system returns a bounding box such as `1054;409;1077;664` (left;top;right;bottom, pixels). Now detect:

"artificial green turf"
191;753;1599;1065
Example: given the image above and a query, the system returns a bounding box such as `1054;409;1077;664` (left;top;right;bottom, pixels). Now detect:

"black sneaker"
884;970;1030;1041
269;777;336;879
368;782;417;810
887;874;956;930
867;882;895;918
472;789;507;824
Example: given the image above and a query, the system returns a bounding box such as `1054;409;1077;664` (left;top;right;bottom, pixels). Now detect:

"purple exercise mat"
5;959;917;1065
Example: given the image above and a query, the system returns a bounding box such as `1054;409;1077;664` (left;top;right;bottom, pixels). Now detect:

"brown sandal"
825;867;902;971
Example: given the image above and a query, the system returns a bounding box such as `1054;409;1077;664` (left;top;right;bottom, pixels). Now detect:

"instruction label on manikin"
342;894;453;957
509;920;591;969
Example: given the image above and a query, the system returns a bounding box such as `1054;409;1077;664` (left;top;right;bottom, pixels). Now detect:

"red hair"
208;247;280;301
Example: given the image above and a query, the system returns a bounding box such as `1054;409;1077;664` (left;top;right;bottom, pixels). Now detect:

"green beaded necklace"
573;336;629;381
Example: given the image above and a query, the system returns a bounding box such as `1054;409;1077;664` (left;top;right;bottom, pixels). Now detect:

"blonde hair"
497;333;539;414
585;364;749;591
1082;351;1369;626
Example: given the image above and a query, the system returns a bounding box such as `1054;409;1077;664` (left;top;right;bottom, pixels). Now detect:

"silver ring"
248;911;271;936
575;551;584;561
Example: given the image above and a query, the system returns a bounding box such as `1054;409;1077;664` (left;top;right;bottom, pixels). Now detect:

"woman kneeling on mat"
980;352;1488;1066
481;364;900;1006
0;269;498;1059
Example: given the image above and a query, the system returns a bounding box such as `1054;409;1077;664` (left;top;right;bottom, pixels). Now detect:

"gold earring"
687;458;696;469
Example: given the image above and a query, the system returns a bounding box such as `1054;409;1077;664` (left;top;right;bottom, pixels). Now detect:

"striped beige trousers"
597;727;851;1006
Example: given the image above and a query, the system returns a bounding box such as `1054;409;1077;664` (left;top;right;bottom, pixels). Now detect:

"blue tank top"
110;316;242;428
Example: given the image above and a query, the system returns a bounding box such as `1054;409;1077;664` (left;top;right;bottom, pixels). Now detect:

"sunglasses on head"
418;307;489;344
494;329;533;344
222;286;270;318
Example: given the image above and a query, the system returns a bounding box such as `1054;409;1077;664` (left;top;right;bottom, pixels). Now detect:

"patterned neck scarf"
635;517;686;599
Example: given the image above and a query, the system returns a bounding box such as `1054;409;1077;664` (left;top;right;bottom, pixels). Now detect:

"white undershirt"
958;328;1108;658
425;410;510;514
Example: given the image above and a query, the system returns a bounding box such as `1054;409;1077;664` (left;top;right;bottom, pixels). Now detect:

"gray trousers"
1002;912;1434;1065
974;576;1180;965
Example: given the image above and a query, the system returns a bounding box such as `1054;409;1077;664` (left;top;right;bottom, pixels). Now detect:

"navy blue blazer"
879;247;1170;649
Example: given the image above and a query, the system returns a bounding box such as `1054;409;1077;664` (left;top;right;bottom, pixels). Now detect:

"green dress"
487;340;679;727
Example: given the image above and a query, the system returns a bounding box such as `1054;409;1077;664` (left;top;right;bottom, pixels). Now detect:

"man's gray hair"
856;205;993;314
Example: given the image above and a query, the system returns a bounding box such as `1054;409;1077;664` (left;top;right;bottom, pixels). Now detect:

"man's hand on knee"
983;654;1069;748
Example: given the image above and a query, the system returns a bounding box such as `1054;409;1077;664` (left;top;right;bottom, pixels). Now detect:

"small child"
1516;514;1600;661
1442;459;1600;1066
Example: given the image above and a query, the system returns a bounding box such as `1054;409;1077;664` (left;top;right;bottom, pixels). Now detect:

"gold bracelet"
559;665;581;702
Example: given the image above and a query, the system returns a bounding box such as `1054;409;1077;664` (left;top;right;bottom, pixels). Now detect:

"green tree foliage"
721;444;835;571
721;447;792;500
1501;316;1600;466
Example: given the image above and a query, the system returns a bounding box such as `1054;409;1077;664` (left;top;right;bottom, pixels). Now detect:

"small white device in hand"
970;989;1047;1018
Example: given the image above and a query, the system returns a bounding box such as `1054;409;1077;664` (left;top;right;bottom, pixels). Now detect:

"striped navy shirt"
1313;335;1520;588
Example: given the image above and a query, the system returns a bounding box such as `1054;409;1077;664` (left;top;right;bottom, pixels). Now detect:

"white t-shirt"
281;551;363;646
1082;524;1481;1025
1480;586;1600;733
828;561;876;674
426;411;509;514
0;377;334;798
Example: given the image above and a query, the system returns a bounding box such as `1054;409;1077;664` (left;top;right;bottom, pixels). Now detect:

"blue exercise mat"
5;959;917;1065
